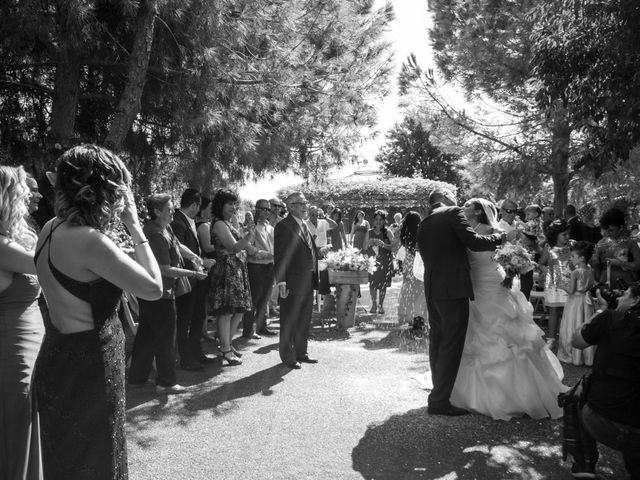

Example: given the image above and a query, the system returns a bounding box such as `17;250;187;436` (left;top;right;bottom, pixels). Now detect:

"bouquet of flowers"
493;243;534;289
318;247;377;273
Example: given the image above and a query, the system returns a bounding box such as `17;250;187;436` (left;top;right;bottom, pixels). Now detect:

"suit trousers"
129;298;177;387
243;263;274;336
426;297;469;407
176;279;208;363
279;276;314;364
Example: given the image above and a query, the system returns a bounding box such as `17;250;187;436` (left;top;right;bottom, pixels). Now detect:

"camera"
589;279;628;309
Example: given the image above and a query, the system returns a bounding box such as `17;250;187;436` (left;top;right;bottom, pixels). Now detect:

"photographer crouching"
568;283;640;479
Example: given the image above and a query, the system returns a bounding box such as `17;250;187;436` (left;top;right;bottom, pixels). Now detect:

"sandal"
220;350;242;366
369;303;378;314
378;306;385;314
231;346;242;358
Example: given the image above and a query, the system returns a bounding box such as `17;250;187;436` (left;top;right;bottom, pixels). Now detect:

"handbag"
175;254;193;297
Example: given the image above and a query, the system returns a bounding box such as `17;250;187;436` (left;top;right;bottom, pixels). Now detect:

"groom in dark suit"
417;189;505;415
274;192;319;369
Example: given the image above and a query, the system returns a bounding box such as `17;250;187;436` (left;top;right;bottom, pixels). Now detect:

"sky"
239;1;434;202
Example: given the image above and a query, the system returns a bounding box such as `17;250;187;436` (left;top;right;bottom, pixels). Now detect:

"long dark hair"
400;211;421;251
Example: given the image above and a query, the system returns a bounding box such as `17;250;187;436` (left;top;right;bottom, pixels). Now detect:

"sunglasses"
502;208;517;214
256;206;270;211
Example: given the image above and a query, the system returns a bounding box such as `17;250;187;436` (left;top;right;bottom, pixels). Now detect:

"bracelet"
132;239;149;247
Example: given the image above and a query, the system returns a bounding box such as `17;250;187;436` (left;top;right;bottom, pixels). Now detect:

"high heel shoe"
378;305;385;314
220;350;242;366
231;346;242;358
369;303;378;314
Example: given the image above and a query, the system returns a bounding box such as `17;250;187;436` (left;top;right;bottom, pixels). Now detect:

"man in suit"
171;188;215;370
565;204;589;241
417;189;505;416
274;192;319;369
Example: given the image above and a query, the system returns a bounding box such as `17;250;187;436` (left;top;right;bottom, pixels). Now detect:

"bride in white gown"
449;198;568;420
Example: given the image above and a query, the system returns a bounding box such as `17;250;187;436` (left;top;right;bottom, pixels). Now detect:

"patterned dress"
396;248;428;324
366;228;394;289
544;245;572;307
208;218;252;315
352;221;369;251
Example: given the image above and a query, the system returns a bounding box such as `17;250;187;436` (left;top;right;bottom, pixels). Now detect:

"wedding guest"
308;206;337;310
25;174;43;221
0;166;43;480
329;207;347;251
128;193;206;393
540;219;573;350
243;199;277;338
570;285;640;479
267;197;285;316
396;211;427;327
209;189;255;365
542;206;556;232
34;145;163;479
275;192;319;369
366;210;395;314
580;203;603;244
566;204;590;241
171;188;216;370
350;210;369;251
498;199;521;234
196;197;217;342
558;241;596;366
591;207;640;287
519;224;543;300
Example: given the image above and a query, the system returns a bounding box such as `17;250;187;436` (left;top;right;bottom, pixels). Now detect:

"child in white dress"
558;241;596;365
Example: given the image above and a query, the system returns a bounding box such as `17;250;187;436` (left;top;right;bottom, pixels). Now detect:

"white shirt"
308;219;330;247
498;218;521;234
248;220;274;265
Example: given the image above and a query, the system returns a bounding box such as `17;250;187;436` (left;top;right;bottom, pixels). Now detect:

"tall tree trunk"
49;44;81;148
549;106;571;216
105;0;158;151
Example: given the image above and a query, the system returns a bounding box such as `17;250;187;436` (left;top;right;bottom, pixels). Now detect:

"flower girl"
558;241;596;365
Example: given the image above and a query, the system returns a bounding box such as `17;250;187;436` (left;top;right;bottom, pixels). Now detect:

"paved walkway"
125;280;626;480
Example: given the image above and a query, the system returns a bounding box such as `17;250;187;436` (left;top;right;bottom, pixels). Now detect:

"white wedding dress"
449;250;568;420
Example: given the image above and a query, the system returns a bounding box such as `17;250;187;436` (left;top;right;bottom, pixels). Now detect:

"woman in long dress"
0;166;44;480
396;211;427;325
350;210;369;251
34;145;163;479
450;198;568;421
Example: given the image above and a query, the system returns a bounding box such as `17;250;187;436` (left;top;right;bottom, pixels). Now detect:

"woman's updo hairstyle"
55;145;131;231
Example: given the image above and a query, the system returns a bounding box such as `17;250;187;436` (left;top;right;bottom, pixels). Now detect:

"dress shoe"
156;384;189;394
196;354;218;364
268;306;280;317
427;404;469;416
257;328;277;336
284;361;301;369
180;361;204;372
297;355;318;364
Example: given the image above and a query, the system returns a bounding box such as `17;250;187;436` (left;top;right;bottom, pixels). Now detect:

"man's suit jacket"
567;216;589;242
170;210;201;272
417;203;502;301
274;214;318;294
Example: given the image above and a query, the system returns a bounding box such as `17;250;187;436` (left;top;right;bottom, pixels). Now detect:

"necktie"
301;222;317;268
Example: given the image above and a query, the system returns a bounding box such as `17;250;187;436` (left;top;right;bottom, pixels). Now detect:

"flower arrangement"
493;243;534;289
318;247;377;273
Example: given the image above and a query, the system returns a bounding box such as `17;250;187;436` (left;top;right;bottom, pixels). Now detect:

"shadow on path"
352;407;626;480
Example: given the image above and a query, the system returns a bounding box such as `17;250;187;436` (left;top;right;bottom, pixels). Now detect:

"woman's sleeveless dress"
352;223;368;251
366;228;393;289
33;223;127;479
450;250;568;420
0;272;44;480
208;219;252;315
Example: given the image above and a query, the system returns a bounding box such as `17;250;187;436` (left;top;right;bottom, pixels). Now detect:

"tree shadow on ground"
352;407;626;480
359;328;428;354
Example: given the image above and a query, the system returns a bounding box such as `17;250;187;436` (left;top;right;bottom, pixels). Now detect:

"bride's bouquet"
493;243;534;289
318;247;377;273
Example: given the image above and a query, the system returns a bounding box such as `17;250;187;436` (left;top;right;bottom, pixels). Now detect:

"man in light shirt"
243;199;277;338
498;199;522;242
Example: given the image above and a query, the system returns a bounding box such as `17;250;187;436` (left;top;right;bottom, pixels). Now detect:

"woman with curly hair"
591;207;640;287
0;166;43;480
208;189;255;365
34;145;163;480
366;209;395;314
